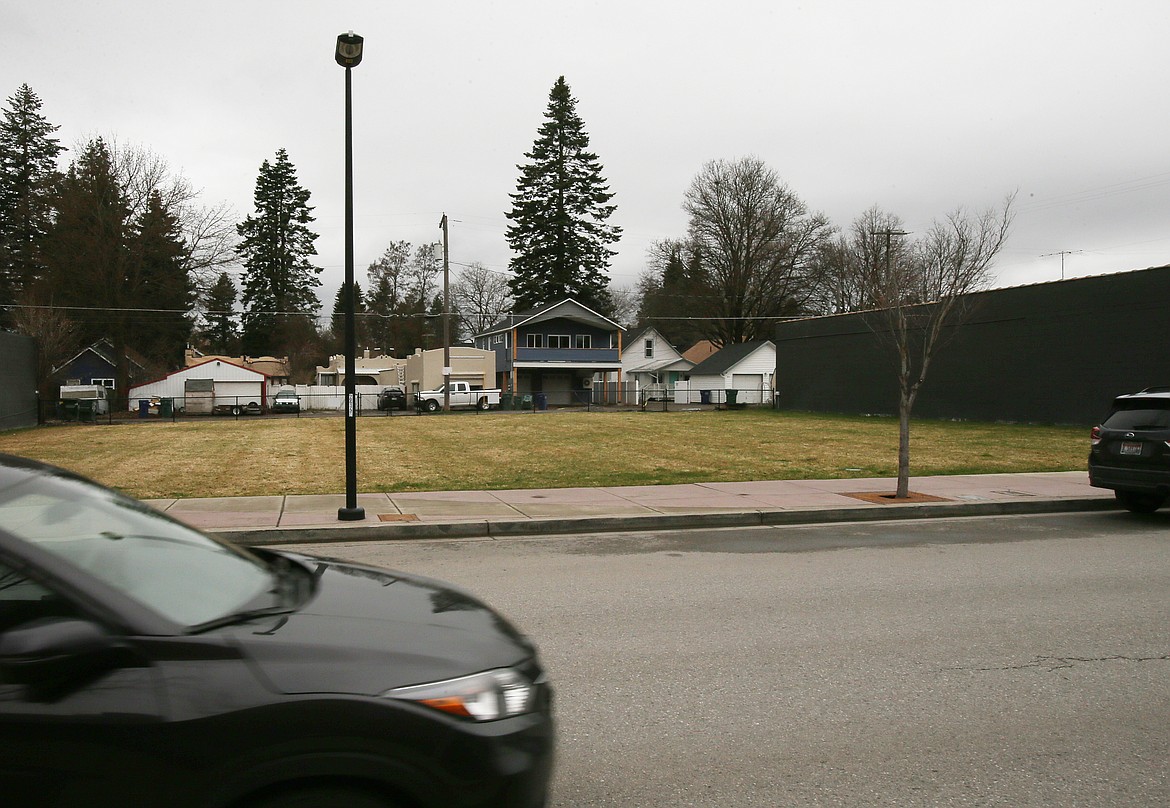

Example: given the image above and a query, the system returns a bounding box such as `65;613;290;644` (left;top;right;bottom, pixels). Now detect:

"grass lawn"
0;409;1088;500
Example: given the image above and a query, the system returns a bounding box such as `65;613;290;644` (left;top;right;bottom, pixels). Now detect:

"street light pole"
440;213;451;412
336;31;364;522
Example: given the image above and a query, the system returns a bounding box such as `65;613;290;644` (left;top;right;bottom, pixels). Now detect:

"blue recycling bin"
138;399;150;418
700;390;711;405
535;392;548;411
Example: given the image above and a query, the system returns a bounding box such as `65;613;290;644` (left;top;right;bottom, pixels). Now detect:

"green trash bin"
726;389;738;406
501;393;513;410
159;398;173;418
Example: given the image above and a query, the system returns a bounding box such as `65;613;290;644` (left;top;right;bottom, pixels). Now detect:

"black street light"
336;31;364;521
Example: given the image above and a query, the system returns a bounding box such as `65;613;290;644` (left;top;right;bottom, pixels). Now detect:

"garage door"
731;374;764;403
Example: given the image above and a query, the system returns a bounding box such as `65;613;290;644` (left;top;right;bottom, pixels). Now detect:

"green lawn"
0;409;1089;500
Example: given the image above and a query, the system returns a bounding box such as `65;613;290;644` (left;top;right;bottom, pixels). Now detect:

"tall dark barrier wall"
0;331;38;431
774;265;1170;425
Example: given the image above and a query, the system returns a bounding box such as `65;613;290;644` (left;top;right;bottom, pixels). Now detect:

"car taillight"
1090;426;1102;446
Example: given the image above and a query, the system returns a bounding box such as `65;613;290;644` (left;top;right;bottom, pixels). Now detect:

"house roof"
689;340;775;375
53;339;149;376
130;357;269;390
626;357;693;374
475;298;623;337
681;339;719;365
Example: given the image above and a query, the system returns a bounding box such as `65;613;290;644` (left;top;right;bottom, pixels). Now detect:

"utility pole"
439;213;451;412
876;229;910;278
1040;250;1081;280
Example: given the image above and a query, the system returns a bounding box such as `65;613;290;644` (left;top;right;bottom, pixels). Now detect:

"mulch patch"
844;491;952;505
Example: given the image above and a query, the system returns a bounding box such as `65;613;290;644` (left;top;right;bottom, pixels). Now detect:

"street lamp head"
335;31;363;68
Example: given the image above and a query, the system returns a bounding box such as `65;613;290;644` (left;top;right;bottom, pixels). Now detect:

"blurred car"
1089;386;1170;512
0;453;554;808
271;389;301;413
377;385;408;411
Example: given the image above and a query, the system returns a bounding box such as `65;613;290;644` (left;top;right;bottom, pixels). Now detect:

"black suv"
1089;387;1170;512
376;385;408;411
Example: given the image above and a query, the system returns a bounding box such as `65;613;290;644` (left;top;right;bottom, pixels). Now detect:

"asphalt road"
289;511;1170;807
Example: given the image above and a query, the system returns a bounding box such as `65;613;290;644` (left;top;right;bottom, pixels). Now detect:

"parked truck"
416;381;501;412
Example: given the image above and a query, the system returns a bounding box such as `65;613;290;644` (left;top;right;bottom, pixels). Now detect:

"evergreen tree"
505;76;620;314
42;138;133;389
364;273;397;355
132;190;194;369
236;148;322;356
0;84;64;314
330;280;366;354
202;271;239;354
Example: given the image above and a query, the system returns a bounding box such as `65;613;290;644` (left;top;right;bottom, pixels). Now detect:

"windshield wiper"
189;605;297;633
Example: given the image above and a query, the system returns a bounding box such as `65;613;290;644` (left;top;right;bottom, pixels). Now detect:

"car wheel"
426;399;440;413
231;405;241;416
253;785;397;808
1115;490;1167;513
478;396;490;410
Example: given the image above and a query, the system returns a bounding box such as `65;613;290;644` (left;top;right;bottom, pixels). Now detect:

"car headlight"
385;668;537;721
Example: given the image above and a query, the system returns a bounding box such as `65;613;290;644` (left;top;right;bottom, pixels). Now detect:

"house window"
574;334;591;349
644;339;654;359
494;333;505;344
526;333;545;348
92;378;116;389
548;334;570;349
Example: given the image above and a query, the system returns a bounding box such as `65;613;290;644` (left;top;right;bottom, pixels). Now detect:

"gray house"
474;299;624;405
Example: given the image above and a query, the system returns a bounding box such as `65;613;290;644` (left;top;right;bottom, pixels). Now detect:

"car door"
0;558;171;808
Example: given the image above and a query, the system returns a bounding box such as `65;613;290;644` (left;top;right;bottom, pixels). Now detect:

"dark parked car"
271;389;301;413
1089;387;1170;512
0;454;554;808
377;385;408;411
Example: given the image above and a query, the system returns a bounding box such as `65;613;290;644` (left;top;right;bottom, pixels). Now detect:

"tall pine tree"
202;271;239;354
0;84;64;316
42;138;191;388
133;190;194;369
236;148;322;356
505;76;620;314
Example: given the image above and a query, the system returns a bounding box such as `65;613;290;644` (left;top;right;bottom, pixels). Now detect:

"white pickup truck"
416;381;502;412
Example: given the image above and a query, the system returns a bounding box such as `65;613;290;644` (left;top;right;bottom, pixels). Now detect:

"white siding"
128;360;268;411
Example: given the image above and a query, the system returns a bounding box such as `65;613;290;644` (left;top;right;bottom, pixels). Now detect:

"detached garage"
128;359;269;414
675;340;776;405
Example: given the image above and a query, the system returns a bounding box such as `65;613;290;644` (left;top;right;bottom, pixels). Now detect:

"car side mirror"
0;617;125;699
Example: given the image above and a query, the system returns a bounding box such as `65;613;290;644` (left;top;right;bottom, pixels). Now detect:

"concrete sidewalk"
145;471;1116;545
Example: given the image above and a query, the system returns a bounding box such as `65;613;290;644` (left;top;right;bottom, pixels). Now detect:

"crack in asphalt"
946;654;1170;673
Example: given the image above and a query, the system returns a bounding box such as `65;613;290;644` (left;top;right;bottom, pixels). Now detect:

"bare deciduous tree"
11;294;78;396
105;138;238;296
683;156;834;345
852;196;1015;498
451;261;511;339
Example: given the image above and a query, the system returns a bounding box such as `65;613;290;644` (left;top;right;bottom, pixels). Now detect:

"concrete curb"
214;496;1116;546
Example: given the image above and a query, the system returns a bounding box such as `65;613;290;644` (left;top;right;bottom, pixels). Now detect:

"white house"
619;327;693;403
127;359;269;413
676;340;775;405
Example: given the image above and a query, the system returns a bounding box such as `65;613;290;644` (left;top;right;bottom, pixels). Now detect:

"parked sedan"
377;385;408;411
271;389;301;413
0;454;554;808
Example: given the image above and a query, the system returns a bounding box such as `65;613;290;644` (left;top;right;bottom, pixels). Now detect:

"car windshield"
1104;402;1170;430
0;465;274;629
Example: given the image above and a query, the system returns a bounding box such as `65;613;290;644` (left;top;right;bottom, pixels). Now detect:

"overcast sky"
4;0;1169;312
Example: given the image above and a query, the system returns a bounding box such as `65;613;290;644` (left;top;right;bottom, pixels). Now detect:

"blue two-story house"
473;299;624;405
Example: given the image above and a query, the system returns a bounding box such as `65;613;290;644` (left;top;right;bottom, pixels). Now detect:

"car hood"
222;552;537;696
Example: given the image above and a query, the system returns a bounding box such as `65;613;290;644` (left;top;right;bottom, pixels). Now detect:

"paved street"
285;511;1170;807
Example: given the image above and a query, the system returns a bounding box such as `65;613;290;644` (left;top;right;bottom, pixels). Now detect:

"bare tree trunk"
897;390;912;498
